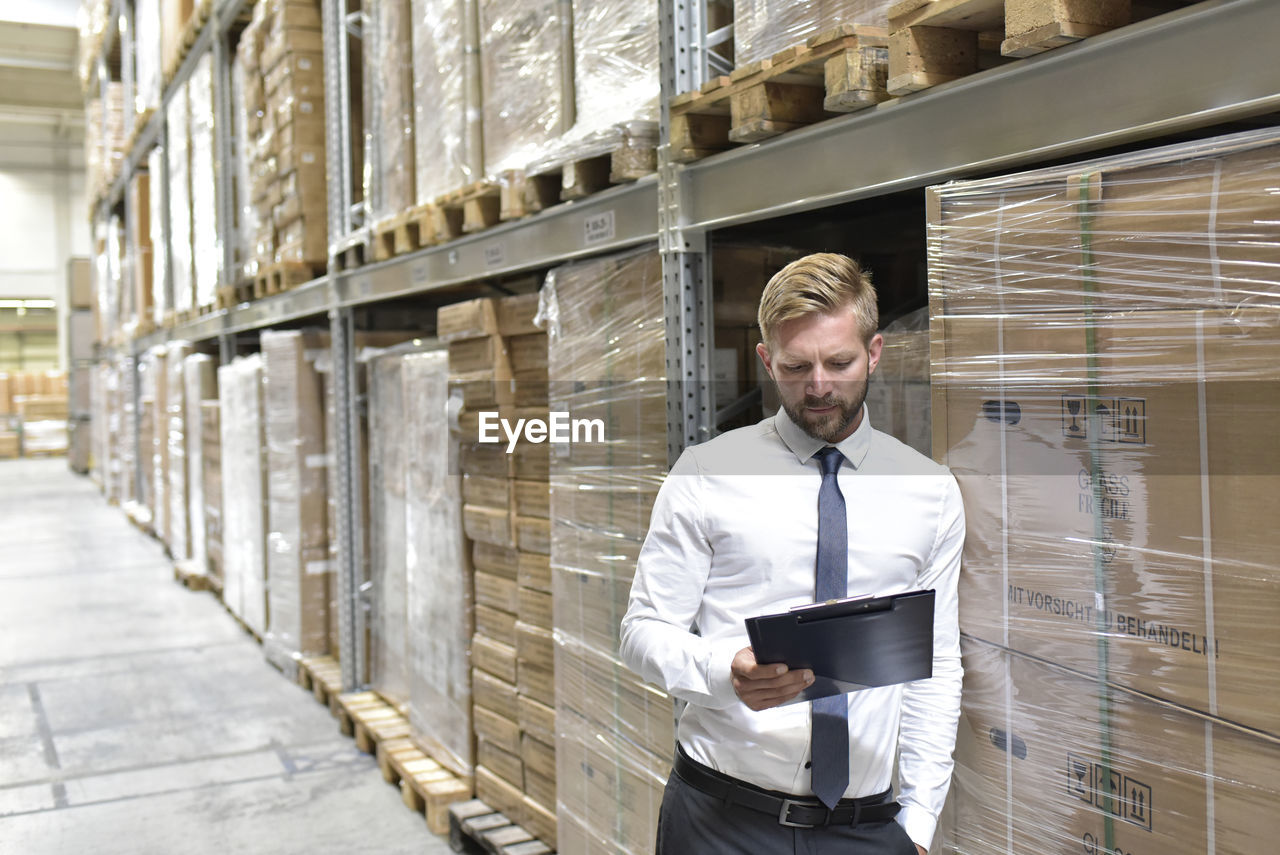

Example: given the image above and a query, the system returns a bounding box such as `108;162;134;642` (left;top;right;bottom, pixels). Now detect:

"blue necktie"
812;446;849;810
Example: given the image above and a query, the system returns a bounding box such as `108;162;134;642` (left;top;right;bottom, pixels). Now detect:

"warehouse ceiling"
0;7;83;171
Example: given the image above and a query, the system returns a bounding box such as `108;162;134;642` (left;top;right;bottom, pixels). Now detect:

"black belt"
674;745;901;829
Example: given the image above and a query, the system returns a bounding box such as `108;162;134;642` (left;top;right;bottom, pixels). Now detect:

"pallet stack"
147;147;169;331
929;128;1280;852
128;171;155;336
219;354;269;638
439;292;558;846
189;53;220;313
368;0;417;257
184;355;218;583
237;0;329;297
167;82;196;326
200;398;223;588
165;341;194;561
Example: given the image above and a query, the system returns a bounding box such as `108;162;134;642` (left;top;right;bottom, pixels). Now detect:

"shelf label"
410;262;429;286
484;244;505;268
584;210;616;246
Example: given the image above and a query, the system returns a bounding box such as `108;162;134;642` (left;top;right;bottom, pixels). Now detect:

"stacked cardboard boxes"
165;341;194;560
261;330;332;671
201;399;224;587
148;147;169;327
219;355;269;636
442;292;556;836
928;128;1280;852
543;248;673;855
368;0;416;221
141;346;168;536
189;53;220;310
160;0;195;79
127;172;154;333
167;84;195;318
184;355;218;578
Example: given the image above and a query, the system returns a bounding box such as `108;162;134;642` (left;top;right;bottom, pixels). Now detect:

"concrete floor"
0;458;456;855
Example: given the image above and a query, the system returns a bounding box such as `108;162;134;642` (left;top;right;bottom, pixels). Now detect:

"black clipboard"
744;589;935;704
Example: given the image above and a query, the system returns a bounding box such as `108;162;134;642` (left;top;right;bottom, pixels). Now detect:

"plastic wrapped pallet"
410;0;478;202
184;354;218;575
148;147;168;326
165;341;193;560
402;350;472;776
167;85;195;316
189;52;219;309
368;349;411;706
368;0;416;219
542;246;673;854
733;0;895;66
231;57;261;281
863;307;931;456
201;399;224;586
479;0;571;175
261;330;332;671
219;355;268;636
926;128;1280;850
142;345;169;542
161;0;195;80
128;172;153;333
116;354;138;506
134;0;163;116
100;217;123;345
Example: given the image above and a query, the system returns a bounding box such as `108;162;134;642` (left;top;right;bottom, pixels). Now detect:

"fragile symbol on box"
1061;395;1146;444
1065;752;1153;832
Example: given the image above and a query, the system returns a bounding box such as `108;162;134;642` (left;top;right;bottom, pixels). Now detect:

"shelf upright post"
658;0;714;464
213;11;239;290
328;306;365;691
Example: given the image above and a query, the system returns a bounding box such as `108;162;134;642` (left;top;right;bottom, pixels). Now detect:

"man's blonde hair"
757;253;878;350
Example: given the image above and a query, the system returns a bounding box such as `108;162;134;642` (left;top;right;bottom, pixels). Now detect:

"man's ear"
755;341;774;380
866;333;884;376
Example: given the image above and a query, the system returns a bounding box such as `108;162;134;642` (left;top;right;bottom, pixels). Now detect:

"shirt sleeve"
897;473;966;851
619;448;741;711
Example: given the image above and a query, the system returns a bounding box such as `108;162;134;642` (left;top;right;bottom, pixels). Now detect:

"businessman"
620;253;964;853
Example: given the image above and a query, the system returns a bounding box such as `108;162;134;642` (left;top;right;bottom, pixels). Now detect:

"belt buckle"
777;798;821;829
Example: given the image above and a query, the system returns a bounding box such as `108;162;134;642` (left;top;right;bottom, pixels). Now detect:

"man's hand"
915;846;926;855
731;647;813;711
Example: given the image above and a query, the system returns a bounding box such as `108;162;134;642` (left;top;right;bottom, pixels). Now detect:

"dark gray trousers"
655;767;918;855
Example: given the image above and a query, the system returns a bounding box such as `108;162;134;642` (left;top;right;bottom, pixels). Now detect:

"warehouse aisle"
0;459;453;855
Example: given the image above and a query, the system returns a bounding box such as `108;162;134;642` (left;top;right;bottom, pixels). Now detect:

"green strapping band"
1077;172;1116;854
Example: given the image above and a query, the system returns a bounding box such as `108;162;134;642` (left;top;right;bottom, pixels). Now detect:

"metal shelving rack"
87;0;1280;692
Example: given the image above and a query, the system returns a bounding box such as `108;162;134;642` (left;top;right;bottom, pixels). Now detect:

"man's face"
756;308;883;444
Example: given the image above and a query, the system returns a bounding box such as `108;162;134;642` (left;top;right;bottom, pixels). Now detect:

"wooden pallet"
450;800;555;855
372;210;428;262
335;691;412;754
223;604;264;646
253;261;321;299
333;233;369;272
162;309;179;329
669;26;891;163
215;282;253;310
377;737;473;834
886;0;1129;95
435;181;502;238
173;559;211;591
134;316;157;339
499;126;659;222
297;655;344;713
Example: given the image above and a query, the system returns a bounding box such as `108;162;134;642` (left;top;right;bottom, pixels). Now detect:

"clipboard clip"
790;593;892;623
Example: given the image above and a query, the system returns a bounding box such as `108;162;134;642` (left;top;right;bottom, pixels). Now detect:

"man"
620;253;963;854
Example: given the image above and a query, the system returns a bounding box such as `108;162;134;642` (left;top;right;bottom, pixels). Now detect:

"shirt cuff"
708;637;745;708
898;803;937;853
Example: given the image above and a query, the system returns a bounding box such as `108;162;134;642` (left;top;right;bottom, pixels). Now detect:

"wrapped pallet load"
368;0;416;222
184;354;218;579
927;128;1280;852
134;0;162;117
261;330;332;673
201;398;224;588
165;341;193;561
542;247;673;854
148;146;168;327
189;52;220;310
219;355;269;637
167;83;195;318
410;0;479;202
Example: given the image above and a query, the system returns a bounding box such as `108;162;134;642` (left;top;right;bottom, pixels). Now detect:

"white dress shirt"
619;406;964;850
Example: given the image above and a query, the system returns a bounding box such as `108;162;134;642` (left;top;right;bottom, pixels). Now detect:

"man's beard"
780;377;868;443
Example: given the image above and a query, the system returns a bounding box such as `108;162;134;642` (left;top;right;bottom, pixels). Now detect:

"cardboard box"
449;336;511;376
475;603;518;648
473;540;520;578
475;765;524;826
472;633;518;684
508;333;548;370
473;706;522;755
438;298;501;342
518;585;553;631
517;550;551;593
555;724;667;855
68;257;93;309
463;474;512;510
478;739;524;790
515;515;550;555
518;694;556;745
475;572;519;615
933;309;1280;736
520;794;557;849
514;480;550;519
472;668;519;720
463;504;514;548
950;638;1280;854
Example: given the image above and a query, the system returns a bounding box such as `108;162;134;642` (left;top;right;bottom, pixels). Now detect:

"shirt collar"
774;404;873;470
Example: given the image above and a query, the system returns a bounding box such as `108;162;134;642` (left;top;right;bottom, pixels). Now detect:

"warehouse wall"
0;115;91;370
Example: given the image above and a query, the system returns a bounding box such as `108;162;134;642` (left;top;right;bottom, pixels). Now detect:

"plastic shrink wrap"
368;0;416;219
410;0;477;201
165;341;193;560
219;355;268;637
733;0;895;66
142;346;169;542
403;351;473;777
167;83;194;315
543;246;673;855
231;54;260;281
202;399;224;587
134;0;163;116
127;171;153;334
148;146;168;326
190;52;220;309
261;331;332;671
184;354;218;575
864;307;931;456
927;127;1280;853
